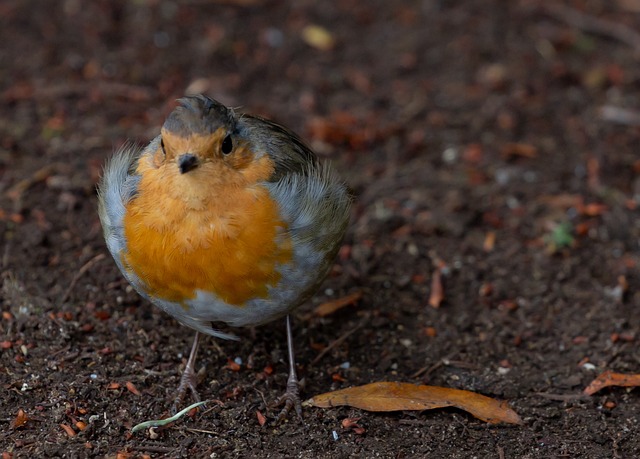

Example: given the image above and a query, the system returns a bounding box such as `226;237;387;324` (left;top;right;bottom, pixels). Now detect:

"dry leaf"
584;370;640;395
428;268;444;308
302;25;335;51
342;417;365;434
305;382;522;425
60;423;76;437
463;143;483;164
256;410;266;426
225;358;241;371
540;194;582;209
12;409;28;429
423;326;437;337
341;417;361;428
501;142;537;159
578;202;607;217
483;231;496;252
314;291;363;317
125;381;141;396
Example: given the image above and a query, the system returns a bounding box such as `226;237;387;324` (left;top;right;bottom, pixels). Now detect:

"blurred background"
2;1;640;457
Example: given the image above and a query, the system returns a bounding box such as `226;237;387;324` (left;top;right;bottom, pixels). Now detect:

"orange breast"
122;167;292;306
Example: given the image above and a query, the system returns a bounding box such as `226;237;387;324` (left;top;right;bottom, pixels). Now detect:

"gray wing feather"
267;162;351;248
97;142;143;257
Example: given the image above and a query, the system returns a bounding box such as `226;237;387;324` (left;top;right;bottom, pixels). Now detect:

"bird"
97;94;351;419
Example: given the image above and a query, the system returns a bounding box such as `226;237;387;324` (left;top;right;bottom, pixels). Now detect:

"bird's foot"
171;363;202;414
275;376;304;422
170;333;203;413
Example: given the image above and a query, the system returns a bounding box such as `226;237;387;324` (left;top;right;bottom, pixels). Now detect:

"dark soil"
2;0;640;457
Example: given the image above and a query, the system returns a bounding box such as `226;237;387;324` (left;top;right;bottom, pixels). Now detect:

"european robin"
97;94;351;419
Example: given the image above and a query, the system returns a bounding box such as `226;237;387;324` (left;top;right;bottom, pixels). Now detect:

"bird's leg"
172;331;202;413
276;315;303;421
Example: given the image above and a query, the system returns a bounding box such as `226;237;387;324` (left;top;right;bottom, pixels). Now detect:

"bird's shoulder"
238;115;318;181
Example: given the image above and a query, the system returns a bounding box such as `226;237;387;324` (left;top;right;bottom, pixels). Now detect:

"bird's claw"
275;378;304;422
171;363;202;414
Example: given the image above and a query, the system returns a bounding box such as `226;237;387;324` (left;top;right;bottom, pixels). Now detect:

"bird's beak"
178;153;199;174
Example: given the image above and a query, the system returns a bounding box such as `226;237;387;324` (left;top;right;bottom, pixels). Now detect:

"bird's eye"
221;134;233;155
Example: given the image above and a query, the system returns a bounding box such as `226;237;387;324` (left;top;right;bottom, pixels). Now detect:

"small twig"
182;427;220;435
310;322;364;367
442;359;481;370
60;253;106;303
199;399;225;417
5;164;62;202
3;164;63;269
539;2;640;51
411;360;443;380
255;388;270;413
411;352;460;380
131;401;207;433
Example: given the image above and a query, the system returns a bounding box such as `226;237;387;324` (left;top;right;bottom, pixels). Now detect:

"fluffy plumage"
98;95;351;339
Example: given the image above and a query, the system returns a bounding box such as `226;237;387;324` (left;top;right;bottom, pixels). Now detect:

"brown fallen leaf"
483;231;496;252
341;417;366;434
305;381;522;425
60;423;76;437
341;417;361;429
12;409;29;429
428;268;444;308
301;25;335;51
225;358;241;371
584;370;640;395
578;202;607;217
256;410;266;427
539;193;583;210
314;291;363;317
501;142;537;159
125;381;141;396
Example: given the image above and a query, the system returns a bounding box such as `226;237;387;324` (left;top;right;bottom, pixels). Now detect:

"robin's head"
141;95;277;205
155;95;237;174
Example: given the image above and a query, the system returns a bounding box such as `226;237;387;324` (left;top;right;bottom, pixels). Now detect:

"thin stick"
60;253;106;303
540;3;640;51
310;322;363;366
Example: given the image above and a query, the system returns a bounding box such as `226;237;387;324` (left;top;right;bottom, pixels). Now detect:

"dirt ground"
2;0;640;457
